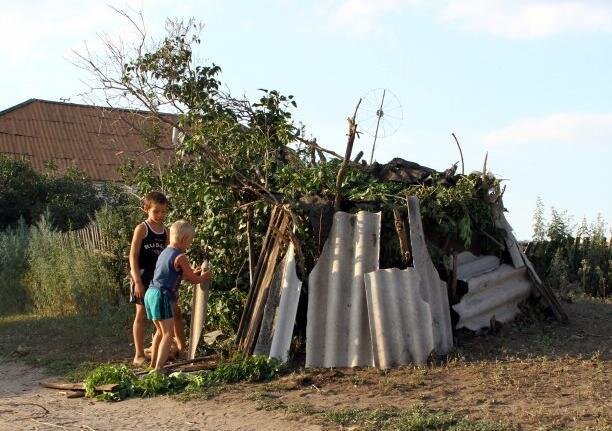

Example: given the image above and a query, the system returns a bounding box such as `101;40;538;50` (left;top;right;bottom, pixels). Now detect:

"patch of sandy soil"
1;296;610;431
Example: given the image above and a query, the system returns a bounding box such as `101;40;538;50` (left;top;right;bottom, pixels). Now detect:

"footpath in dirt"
0;361;322;431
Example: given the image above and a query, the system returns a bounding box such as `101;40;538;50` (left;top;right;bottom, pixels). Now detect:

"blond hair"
169;219;195;243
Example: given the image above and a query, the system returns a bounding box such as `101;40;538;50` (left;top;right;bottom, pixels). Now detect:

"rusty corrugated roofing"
0;99;176;181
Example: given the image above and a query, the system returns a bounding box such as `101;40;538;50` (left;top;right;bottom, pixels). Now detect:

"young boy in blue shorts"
144;219;212;371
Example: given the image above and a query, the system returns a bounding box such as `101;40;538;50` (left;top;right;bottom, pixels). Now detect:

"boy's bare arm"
175;255;212;284
129;223;147;297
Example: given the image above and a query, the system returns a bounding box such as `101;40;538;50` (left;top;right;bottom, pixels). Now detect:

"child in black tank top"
131;220;167;299
129;192;169;366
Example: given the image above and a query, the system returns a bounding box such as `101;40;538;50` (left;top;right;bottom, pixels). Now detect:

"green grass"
234;399;518;431
82;355;282;401
286;402;321;415
537;427;612;431
319;405;516;431
0;306;133;379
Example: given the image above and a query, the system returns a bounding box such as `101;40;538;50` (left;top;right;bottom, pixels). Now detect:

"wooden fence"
61;224;110;252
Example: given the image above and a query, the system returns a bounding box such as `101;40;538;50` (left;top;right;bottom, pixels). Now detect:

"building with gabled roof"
0;99;176;182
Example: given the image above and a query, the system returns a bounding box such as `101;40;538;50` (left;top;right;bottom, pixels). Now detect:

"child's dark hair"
143;191;168;210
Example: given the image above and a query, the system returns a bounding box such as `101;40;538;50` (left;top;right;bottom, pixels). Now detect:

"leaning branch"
334;98;362;211
293;136;344;160
451;133;465;175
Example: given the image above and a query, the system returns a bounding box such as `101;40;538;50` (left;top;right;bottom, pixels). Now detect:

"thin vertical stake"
369;89;386;165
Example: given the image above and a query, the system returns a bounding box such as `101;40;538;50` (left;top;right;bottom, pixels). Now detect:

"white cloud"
440;0;612;39
323;0;425;35
484;113;612;146
0;0;166;64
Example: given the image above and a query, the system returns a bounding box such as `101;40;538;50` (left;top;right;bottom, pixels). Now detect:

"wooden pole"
246;206;254;287
450;251;458;303
334;99;362;211
369;89;386;165
392;207;411;265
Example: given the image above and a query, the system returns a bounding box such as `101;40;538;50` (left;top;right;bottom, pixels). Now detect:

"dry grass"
226;295;611;430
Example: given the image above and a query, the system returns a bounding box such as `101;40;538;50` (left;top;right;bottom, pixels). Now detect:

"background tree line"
526;196;610;298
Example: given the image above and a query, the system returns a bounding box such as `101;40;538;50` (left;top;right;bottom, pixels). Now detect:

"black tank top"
138;221;167;285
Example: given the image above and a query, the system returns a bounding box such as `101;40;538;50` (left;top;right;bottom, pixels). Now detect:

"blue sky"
1;0;610;239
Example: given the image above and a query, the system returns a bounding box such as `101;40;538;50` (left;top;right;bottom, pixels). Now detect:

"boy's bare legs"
150;322;162;368
172;303;186;354
132;304;147;365
154;318;175;371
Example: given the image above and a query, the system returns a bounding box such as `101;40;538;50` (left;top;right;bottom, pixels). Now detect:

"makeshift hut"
228;153;567;370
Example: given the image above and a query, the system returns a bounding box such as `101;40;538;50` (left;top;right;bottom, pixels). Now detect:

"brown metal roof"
0;99;176;181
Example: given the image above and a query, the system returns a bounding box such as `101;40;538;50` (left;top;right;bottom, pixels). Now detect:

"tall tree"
532;196;546;242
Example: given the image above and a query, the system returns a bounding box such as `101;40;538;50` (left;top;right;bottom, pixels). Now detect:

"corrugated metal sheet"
407;197;454;355
364;268;434;368
456;251;501;280
254;243;302;363
306;211;381;368
0;99;175;181
453;264;532;331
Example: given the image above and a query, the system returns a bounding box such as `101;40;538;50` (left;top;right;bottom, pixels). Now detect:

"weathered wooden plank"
236;206;282;342
240;212;291;354
40;382;118;393
520;251;568;322
40;382;84;391
189;260;211;360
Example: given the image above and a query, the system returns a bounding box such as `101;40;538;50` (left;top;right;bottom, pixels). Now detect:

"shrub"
91;200;143;295
44;168;104;231
0;155;127;231
528;201;610;297
0;219;31;315
0;156;46;227
26;218;119;316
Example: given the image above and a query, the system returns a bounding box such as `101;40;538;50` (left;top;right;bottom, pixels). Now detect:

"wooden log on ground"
40;382;85;391
178;361;218;373
40;382;118;393
134;355;217;376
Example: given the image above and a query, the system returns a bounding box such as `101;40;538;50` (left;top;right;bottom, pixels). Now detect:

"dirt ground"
0;362;323;431
1;295;610;431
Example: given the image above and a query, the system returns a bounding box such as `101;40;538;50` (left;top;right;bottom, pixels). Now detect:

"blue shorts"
144;287;173;321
